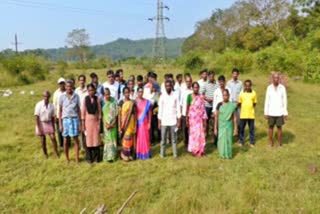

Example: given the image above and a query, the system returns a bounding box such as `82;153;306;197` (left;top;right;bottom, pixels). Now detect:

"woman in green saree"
214;89;238;159
102;88;118;162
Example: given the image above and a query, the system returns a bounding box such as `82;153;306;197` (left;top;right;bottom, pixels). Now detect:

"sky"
0;0;236;51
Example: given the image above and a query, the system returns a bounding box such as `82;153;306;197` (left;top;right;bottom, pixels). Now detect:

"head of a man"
232;68;240;81
116;69;124;81
66;81;73;94
137;75;144;87
90;73;99;84
78;75;86;88
208;71;215;83
176;74;183;84
218;75;226;88
185;75;193;89
272;72;280;86
165;80;173;94
43;91;51;104
200;69;208;81
107;70;115;84
244;80;252;92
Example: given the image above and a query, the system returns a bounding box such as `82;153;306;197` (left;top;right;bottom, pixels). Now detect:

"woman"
118;87;136;161
82;84;102;163
102;88;118;162
135;87;152;160
186;82;208;157
214;89;237;159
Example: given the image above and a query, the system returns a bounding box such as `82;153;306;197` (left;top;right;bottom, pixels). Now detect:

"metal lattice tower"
149;0;169;61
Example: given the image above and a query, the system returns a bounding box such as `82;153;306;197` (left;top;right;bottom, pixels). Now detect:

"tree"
66;28;92;63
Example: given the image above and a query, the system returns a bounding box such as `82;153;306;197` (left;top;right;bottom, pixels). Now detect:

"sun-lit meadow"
1;66;320;213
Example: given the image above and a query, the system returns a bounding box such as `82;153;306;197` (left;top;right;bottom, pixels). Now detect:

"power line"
149;0;170;61
0;0;109;16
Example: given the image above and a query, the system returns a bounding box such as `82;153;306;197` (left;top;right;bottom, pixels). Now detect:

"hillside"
21;38;185;61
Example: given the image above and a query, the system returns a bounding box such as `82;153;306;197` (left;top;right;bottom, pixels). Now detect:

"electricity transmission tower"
149;0;170;61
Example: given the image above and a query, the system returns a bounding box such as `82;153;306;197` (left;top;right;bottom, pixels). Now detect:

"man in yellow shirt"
238;80;257;147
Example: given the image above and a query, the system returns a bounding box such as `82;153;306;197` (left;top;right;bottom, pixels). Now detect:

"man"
103;70;120;101
53;77;66;148
143;72;159;99
197;69;208;90
90;72;103;98
34;91;59;159
264;72;288;147
201;71;219;136
158;80;181;158
212;75;231;146
116;69;126;86
116;69;126;99
59;81;82;163
174;73;184;99
75;74;88;152
180;75;193;147
227;68;243;133
238;80;257;147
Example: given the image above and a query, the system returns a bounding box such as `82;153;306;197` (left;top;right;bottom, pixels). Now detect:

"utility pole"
149;0;170;62
11;33;22;54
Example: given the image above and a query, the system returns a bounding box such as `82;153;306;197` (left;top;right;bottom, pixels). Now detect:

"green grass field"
1;66;320;213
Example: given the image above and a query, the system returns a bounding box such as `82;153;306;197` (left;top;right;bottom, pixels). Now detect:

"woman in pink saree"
135;87;152;160
187;82;208;157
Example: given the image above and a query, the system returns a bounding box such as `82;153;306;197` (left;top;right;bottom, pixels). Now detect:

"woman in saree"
214;89;238;159
186;82;208;157
102;88;118;162
135;87;152;160
118;87;136;161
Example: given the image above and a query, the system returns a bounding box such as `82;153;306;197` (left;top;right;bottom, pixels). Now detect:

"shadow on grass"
282;130;296;145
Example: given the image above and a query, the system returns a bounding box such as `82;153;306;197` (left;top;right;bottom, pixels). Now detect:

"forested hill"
21;38;185;61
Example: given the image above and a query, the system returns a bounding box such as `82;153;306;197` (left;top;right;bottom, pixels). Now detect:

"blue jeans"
239;119;255;145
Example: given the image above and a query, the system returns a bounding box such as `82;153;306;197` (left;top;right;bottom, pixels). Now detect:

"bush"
212;50;254;74
255;46;304;76
1;54;50;85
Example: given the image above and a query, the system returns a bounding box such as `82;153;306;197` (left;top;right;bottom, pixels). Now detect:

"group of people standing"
34;68;288;163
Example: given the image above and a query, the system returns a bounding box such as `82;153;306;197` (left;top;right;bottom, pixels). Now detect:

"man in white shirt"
212;75;231;147
53;77;67;148
158;80;181;158
34;91;59;159
197;69;208;91
174;73;184;100
102;70;120;101
180;75;193;147
264;72;288;147
75;74;88;152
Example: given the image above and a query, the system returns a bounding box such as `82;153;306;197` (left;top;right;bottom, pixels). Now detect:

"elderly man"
264;72;288;147
34;91;59;159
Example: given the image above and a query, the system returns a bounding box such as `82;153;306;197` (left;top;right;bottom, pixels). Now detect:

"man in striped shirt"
201;71;219;137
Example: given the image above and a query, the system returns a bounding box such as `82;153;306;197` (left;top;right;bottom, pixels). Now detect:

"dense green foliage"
181;0;320;82
0;54;50;85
